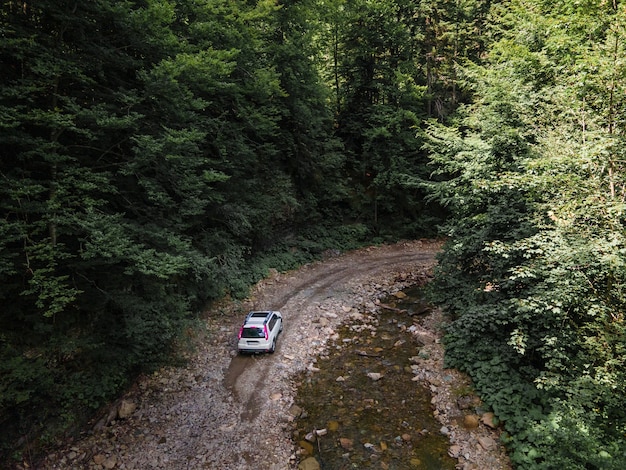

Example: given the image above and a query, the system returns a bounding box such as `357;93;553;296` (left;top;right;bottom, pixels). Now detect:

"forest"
1;0;625;468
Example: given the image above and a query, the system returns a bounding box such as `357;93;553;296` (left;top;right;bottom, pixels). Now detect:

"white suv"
237;311;283;354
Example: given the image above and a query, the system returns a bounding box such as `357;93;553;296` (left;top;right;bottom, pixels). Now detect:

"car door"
268;314;277;337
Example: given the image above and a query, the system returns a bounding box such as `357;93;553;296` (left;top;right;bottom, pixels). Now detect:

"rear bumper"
237;340;271;353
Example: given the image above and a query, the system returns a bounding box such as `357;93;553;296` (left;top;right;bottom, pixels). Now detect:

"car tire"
270;338;276;353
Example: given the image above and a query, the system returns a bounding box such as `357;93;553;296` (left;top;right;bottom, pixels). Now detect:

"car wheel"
270;338;276;353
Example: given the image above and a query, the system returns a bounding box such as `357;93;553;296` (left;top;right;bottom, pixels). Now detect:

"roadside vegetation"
425;2;626;468
1;1;625;468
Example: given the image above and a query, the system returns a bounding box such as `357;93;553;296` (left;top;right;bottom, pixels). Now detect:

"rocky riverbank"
38;240;511;470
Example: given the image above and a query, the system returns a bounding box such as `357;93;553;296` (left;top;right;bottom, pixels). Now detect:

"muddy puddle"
293;286;457;469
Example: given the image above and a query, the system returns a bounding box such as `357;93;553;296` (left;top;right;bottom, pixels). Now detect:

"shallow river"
293;287;457;469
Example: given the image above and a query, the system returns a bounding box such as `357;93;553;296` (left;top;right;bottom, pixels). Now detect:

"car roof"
243;311;275;325
249;311;271;317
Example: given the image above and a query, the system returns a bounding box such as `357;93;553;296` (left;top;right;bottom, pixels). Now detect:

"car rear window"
241;327;265;338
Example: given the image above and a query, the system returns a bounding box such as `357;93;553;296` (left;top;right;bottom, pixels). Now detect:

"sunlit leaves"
428;1;626;467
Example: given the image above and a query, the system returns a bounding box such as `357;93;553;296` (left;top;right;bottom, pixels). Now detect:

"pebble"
449;444;462;458
339;437;354;449
479;436;497;451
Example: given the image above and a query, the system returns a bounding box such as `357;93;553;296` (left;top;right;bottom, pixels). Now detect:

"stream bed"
292;287;457;470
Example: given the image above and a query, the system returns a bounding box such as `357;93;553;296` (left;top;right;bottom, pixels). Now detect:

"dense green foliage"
322;0;488;235
427;1;626;468
3;0;625;468
0;0;447;463
0;0;348;461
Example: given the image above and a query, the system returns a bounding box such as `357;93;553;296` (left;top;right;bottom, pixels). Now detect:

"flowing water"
293;287;456;469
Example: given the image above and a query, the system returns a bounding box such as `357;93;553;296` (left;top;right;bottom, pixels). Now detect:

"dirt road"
40;240;510;470
223;243;438;426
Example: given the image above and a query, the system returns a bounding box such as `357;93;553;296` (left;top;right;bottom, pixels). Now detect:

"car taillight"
264;325;269;340
238;326;244;339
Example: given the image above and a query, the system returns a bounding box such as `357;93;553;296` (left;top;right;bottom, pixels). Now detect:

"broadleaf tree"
426;1;626;468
